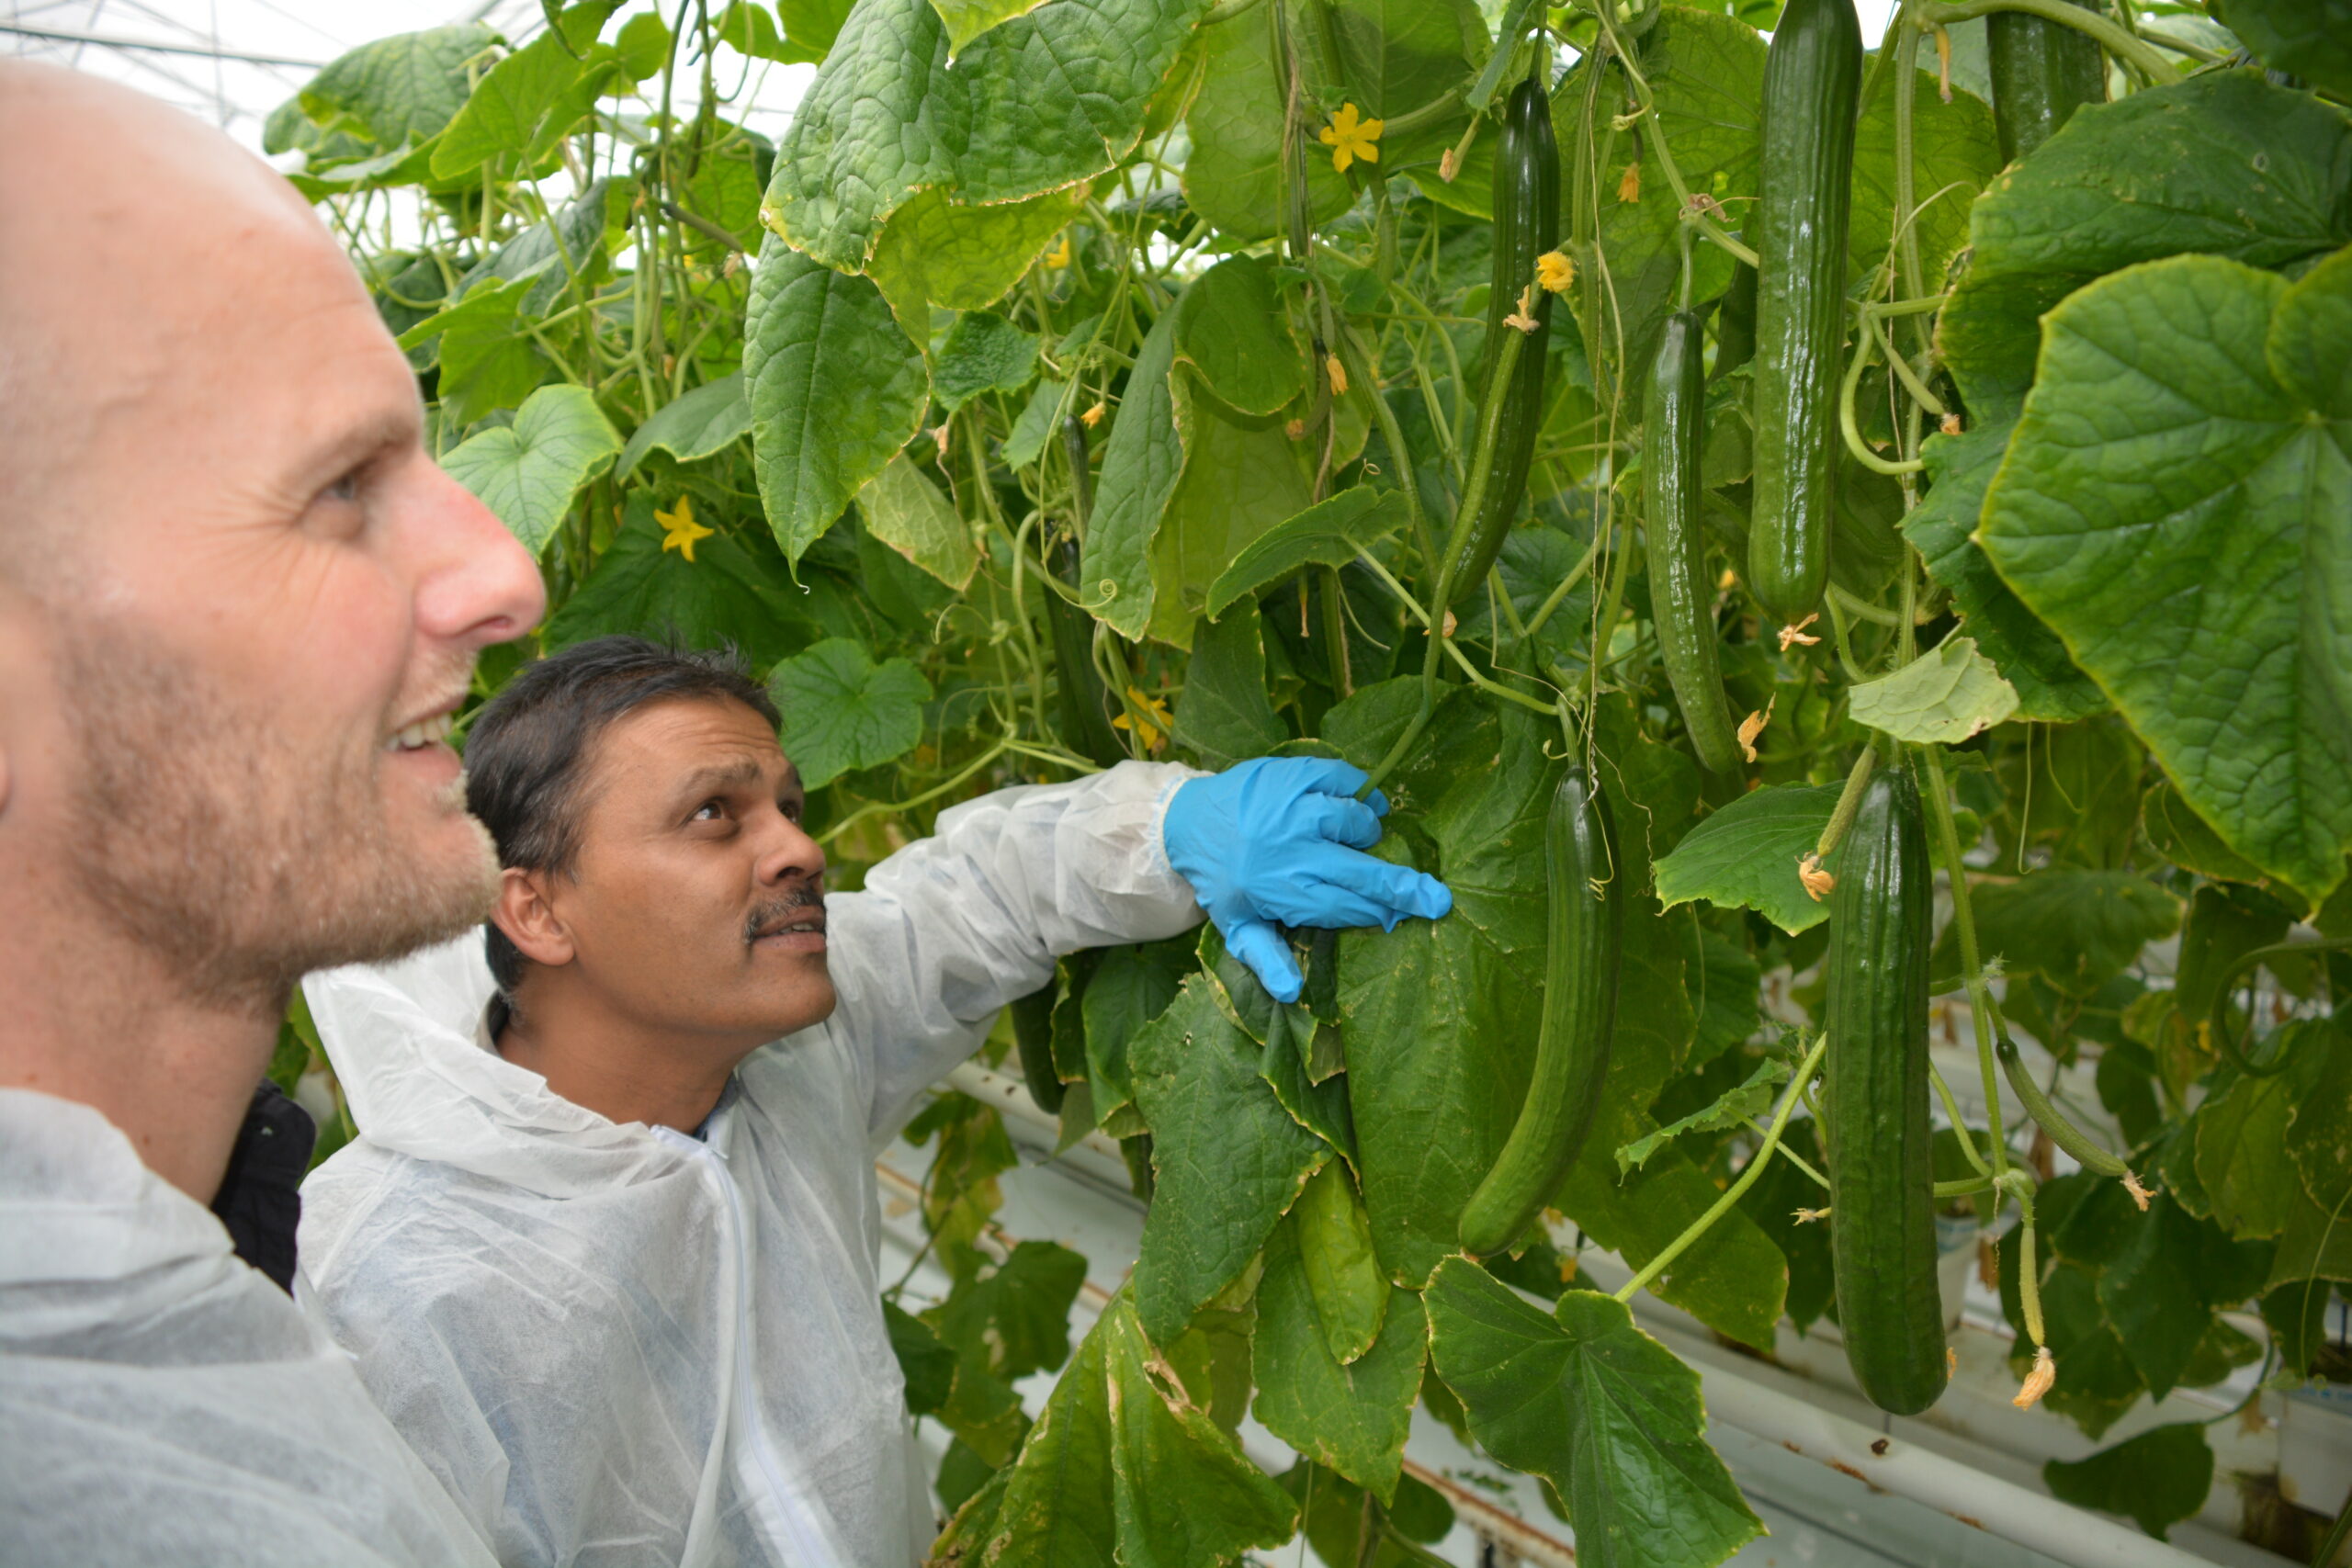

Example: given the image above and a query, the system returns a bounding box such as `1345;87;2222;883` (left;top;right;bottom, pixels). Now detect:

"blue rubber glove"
1163;756;1453;1003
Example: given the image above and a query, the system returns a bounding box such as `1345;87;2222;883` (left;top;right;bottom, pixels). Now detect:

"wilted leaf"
766;638;932;788
1615;1058;1788;1176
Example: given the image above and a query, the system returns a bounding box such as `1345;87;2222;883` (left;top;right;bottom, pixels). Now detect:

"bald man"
0;63;544;1566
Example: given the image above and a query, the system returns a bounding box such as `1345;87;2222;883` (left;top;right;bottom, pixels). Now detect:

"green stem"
818;739;1012;845
1815;742;1878;862
1337;324;1431;568
1915;0;2184;85
1929;1061;1996;1179
1828;583;1902;626
1617;1033;1828;1303
1520;524;1607;642
1918;744;2010;1183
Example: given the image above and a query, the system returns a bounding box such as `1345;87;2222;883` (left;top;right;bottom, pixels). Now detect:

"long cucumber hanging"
1747;0;1861;628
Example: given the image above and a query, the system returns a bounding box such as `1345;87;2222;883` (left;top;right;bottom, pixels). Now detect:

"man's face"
0;75;546;1006
530;697;836;1047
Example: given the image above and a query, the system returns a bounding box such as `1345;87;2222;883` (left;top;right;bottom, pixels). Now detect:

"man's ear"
492;866;575;969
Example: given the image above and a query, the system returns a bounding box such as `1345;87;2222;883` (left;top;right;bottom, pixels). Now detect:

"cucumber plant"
262;0;2352;1561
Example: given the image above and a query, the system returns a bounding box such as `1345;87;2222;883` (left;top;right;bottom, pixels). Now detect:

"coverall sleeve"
820;760;1206;1141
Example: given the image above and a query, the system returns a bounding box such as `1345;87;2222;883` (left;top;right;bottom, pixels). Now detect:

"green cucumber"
1644;309;1744;775
1824;763;1948;1416
1713;256;1758;378
1996;1032;2129;1178
1987;3;2105;165
1446;69;1559;606
1012;979;1065;1116
1459;768;1621;1258
1048;417;1127;768
1748;0;1861;626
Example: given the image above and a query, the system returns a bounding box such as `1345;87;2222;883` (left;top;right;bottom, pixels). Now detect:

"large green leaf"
617;372;752;476
431;29;619;179
1172;255;1304;419
299;25;492;148
766;638;932;788
2288;1021;2352;1214
2095;1194;2270;1402
1340;709;1555;1287
763;0;1210;269
542;495;820;667
1182;4;1352;241
1173;608;1285;767
1204;487;1409;619
1328;0;1483;122
858;451;980;591
1130;976;1328;1344
1423;1266;1765;1568
1653;784;1840;936
868;185;1081;321
1939;71;2352;418
1899;419;2106;723
1846;636;2018;745
745;241;928;562
440;383;620;556
1250;1216;1426;1502
1081;941;1190;1130
2042;1424;2214;1542
1080;300;1184;639
1977;251;2352;905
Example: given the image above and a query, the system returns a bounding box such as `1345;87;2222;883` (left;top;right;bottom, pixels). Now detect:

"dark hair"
464;636;778;1009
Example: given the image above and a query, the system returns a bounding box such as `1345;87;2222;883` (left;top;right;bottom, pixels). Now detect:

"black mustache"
744;887;825;943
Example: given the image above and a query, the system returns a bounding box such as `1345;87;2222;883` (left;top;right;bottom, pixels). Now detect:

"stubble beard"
54;616;500;1012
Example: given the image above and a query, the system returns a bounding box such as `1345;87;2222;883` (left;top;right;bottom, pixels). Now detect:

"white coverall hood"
0;1089;500;1568
299;761;1204;1568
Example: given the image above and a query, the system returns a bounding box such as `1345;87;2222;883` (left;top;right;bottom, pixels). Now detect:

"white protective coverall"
298;761;1205;1567
0;1089;501;1568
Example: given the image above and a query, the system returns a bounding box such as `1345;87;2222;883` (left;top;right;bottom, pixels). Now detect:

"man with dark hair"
0;62;544;1567
297;634;1451;1566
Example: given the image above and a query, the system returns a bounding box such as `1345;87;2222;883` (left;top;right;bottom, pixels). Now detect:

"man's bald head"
0;62;356;583
0;61;543;1060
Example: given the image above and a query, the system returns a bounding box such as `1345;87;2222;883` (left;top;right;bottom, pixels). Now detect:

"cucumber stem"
1616;1032;1828;1305
1917;745;2012;1185
1913;0;2183;84
1815;742;1879;863
1928;1060;1996;1179
1363;323;1532;796
1995;1033;2129;1179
